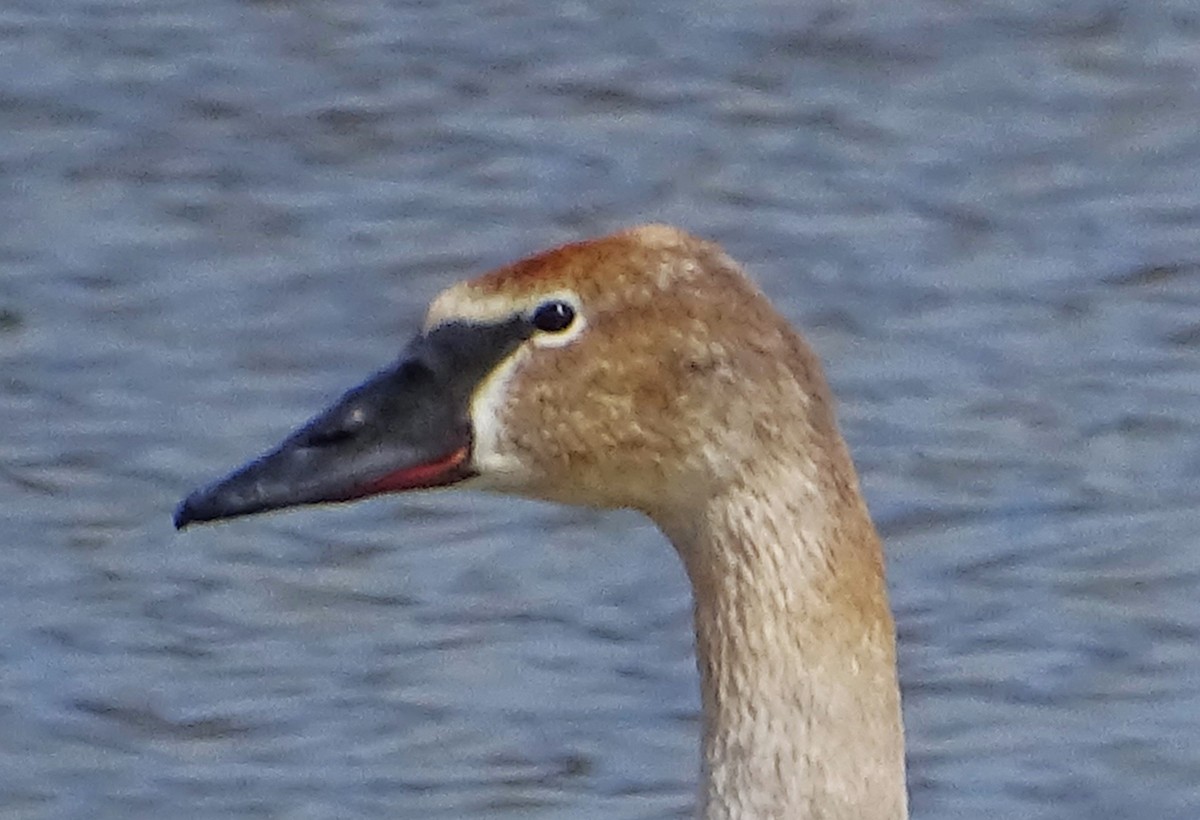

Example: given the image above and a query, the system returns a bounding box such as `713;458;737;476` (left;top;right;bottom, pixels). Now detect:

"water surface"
3;1;1200;817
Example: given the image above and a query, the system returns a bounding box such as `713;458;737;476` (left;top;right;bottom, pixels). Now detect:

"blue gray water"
3;0;1200;817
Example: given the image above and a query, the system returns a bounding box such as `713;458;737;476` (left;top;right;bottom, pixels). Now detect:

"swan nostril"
302;427;354;447
394;358;434;384
300;406;367;448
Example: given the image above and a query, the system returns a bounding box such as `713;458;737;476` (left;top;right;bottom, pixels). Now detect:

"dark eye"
532;300;576;333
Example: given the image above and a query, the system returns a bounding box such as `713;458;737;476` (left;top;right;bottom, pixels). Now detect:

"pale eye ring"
532;300;576;333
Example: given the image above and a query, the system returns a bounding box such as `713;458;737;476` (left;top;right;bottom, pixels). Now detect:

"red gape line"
357;445;471;496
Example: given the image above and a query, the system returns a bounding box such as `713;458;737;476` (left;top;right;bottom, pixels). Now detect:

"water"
3;0;1200;817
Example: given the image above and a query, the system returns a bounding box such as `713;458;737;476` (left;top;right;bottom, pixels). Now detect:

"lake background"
3;0;1200;817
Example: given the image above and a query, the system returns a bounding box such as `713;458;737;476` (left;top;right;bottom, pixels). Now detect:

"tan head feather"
427;225;850;525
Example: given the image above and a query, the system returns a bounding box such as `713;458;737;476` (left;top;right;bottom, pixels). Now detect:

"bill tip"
173;497;198;530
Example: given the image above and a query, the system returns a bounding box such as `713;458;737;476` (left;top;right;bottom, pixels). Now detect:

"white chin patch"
467;348;532;488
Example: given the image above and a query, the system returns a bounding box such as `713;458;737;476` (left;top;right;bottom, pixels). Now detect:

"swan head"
175;224;826;529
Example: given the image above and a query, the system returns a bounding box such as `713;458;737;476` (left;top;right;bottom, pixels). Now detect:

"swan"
175;224;908;819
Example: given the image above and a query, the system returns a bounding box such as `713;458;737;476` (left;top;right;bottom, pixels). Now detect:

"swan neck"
659;463;908;820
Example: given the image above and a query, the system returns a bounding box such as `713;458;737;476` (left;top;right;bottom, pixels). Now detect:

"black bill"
174;318;532;529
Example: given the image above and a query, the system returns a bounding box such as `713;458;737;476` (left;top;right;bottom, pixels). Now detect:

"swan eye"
532;300;576;333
